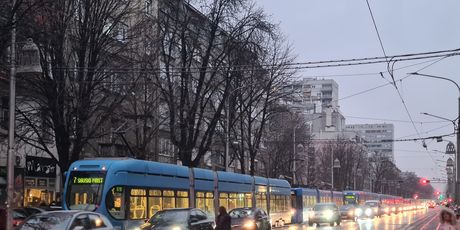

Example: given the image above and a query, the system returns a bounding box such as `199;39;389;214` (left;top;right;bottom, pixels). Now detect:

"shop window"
106;186;125;220
129;188;147;220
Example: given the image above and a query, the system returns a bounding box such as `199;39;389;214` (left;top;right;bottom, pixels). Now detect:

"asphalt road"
283;208;439;230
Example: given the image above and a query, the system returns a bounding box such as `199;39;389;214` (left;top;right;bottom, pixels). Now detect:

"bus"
63;158;292;230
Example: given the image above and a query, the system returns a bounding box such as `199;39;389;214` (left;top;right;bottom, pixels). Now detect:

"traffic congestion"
2;158;435;230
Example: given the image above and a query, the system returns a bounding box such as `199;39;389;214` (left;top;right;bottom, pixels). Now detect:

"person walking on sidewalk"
439;208;458;230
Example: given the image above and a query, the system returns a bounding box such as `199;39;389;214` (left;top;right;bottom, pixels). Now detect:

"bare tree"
369;153;400;193
151;0;276;167
14;0;139;176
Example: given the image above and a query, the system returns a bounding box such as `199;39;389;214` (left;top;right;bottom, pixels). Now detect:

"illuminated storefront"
24;156;57;207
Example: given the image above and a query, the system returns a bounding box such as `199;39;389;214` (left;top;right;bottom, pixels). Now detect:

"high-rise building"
283;78;339;114
345;123;395;161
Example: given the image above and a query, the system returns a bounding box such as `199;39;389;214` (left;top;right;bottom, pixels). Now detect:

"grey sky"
257;0;460;191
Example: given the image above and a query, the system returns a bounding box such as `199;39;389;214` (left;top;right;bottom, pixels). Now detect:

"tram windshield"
66;171;105;211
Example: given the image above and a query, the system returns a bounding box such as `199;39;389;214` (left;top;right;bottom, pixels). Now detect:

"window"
163;190;175;209
70;215;91;230
148;190;162;217
256;193;267;212
106;186;125;219
219;193;228;210
176;191;189;208
196;192;214;215
245;193;252;207
129;189;147;220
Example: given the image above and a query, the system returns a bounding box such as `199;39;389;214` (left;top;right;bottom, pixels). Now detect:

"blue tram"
63;158;292;230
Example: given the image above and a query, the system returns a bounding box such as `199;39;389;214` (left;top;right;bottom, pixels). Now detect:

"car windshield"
339;205;354;211
66;171;105;211
149;210;189;227
229;209;254;218
17;213;73;230
314;204;335;211
366;202;379;207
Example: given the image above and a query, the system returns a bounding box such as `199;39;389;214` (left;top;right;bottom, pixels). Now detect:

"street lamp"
410;72;460;203
331;157;341;191
6;37;42;230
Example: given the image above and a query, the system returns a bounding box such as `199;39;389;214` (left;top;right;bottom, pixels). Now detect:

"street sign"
446;142;456;155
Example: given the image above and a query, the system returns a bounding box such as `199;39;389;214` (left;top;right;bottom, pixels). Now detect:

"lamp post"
410;72;460;203
331;157;341;191
6;37;42;230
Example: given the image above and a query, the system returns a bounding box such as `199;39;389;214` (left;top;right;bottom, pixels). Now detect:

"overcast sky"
257;0;460;191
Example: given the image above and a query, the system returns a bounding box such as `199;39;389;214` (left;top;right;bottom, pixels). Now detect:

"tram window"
106;186;125;220
219;193;229;210
245;193;252;207
148;189;162;217
196;192;214;215
176;191;189;208
163;190;175;209
129;188;147;220
256;193;267;212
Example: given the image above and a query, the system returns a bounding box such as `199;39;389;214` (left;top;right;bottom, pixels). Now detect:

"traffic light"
448;198;453;203
420;178;430;185
439;194;445;201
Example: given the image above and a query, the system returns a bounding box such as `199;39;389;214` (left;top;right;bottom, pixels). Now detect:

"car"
308;203;341;227
139;208;214;230
427;201;436;208
364;200;382;217
339;204;357;221
14;207;46;218
381;205;392;216
354;205;375;219
15;210;113;230
229;207;271;230
0;208;28;230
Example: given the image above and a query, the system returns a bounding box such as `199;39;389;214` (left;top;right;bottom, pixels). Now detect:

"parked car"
364;200;382;217
14;207;46;218
0;208;28;230
354;205;375;219
16;210;113;230
229;207;271;230
139;208;214;230
339;204;357;221
308;203;341;227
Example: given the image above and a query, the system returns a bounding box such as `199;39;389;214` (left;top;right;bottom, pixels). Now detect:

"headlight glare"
355;208;363;216
323;210;334;219
243;221;256;229
365;208;372;216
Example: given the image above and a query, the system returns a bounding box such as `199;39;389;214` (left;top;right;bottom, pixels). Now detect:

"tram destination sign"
72;176;104;184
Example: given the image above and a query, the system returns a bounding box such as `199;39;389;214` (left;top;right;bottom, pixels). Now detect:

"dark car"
339;204;357;221
0;208;28;230
16;210;113;230
14;207;46;218
229;207;271;230
365;200;382;217
140;208;214;230
308;203;340;227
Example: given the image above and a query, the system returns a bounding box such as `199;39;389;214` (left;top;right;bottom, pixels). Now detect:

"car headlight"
365;208;373;216
384;208;390;213
243;220;256;229
171;227;181;230
392;207;396;212
323;210;334;219
373;208;378;213
348;210;354;216
355;208;363;216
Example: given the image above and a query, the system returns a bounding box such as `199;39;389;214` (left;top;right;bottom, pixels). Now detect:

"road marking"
420;212;439;230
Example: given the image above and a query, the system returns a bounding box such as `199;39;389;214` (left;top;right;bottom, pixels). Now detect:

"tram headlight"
323;210;334;219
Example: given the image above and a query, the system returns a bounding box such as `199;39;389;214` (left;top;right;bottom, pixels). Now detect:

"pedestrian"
215;206;231;230
439;208;458;230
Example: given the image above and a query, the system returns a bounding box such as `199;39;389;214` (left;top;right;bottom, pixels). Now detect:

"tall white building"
283;78;339;114
345;124;395;161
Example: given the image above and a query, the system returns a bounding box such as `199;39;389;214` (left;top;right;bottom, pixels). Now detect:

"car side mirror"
72;227;84;230
190;216;199;223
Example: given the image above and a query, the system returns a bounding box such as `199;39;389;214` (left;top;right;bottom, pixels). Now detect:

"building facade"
345;123;395;162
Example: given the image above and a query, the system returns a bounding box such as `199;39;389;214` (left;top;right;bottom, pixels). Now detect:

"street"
284;208;440;230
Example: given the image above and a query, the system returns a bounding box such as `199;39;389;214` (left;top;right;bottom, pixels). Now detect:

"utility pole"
410;72;460;203
6;0;16;228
